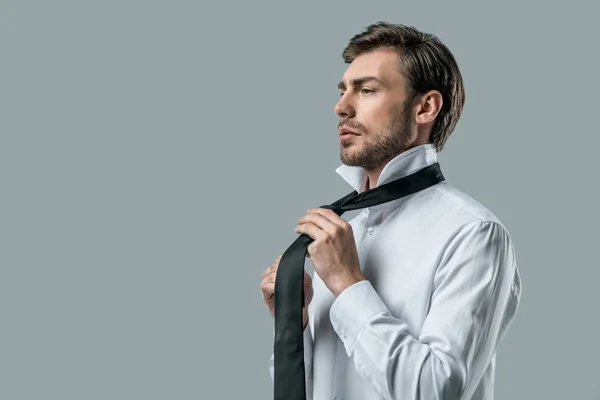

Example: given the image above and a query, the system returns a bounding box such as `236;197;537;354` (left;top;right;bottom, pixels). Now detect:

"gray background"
1;1;598;399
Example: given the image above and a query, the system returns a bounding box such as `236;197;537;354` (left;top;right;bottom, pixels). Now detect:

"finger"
264;277;275;291
261;267;271;280
262;290;274;302
263;259;278;278
306;208;348;230
264;257;278;278
269;254;283;273
261;280;274;296
294;222;327;242
270;262;279;273
298;213;337;234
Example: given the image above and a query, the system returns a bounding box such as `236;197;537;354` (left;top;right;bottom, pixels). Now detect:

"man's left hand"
294;208;366;297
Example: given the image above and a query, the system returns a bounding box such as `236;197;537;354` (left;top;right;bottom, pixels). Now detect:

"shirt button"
367;227;374;235
511;283;518;295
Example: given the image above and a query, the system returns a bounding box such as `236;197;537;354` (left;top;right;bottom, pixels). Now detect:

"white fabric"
269;143;521;400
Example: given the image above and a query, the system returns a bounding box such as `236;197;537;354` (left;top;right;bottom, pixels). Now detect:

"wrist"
329;271;366;297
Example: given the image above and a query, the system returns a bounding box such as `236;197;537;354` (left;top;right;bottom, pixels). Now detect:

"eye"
338;88;376;96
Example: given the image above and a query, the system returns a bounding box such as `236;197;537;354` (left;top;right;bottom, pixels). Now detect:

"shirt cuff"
329;280;390;354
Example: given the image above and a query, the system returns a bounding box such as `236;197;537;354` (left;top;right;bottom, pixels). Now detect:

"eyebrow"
337;76;384;90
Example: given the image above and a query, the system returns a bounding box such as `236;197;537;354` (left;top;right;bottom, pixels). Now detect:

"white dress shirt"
269;144;522;400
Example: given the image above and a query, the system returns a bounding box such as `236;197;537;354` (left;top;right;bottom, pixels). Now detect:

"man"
260;21;521;400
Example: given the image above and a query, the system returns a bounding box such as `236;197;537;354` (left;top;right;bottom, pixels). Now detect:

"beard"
339;105;413;172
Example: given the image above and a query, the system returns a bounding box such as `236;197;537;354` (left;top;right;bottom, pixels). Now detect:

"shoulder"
415;181;509;230
424;182;516;261
402;181;515;255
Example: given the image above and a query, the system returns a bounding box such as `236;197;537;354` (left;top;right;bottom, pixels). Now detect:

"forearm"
330;281;465;399
330;277;516;400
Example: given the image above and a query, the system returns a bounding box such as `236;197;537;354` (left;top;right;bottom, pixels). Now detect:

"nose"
334;94;355;118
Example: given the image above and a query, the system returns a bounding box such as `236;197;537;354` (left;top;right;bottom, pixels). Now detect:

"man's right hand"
261;254;314;328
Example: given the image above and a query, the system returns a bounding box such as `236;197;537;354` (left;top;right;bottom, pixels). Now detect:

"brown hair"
342;21;465;152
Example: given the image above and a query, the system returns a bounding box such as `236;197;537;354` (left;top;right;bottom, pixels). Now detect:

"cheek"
357;93;402;132
362;107;390;134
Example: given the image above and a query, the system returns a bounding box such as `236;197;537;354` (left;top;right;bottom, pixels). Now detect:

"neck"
364;167;384;191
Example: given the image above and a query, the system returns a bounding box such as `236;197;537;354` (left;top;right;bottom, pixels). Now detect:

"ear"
415;90;443;125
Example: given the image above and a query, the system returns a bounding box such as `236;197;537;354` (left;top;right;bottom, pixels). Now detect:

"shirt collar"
335;143;438;193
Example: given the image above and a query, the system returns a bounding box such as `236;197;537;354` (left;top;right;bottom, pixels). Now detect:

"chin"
340;151;362;166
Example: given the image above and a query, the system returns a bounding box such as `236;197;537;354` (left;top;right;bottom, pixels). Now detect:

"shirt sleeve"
269;314;314;400
329;220;521;400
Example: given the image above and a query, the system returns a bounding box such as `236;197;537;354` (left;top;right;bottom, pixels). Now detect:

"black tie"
273;162;445;400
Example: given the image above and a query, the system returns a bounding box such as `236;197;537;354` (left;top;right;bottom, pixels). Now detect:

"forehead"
341;48;404;85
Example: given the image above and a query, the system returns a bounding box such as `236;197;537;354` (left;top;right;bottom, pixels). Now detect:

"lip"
338;127;360;136
339;133;358;142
